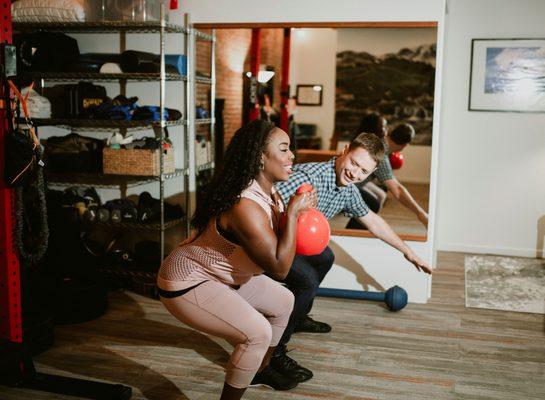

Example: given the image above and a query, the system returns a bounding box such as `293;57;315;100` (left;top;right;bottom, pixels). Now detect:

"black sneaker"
294;315;332;333
270;348;313;383
250;365;298;390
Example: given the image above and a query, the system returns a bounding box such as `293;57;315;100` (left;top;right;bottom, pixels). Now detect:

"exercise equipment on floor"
317;285;408;311
389;152;404;170
363;285;408;311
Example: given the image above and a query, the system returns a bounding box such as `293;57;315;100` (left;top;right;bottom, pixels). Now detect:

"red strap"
7;80;40;147
8;80;34;119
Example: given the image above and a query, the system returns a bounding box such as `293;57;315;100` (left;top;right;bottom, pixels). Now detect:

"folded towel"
100;63;123;73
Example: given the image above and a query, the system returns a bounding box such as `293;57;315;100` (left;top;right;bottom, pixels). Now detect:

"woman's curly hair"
191;119;277;232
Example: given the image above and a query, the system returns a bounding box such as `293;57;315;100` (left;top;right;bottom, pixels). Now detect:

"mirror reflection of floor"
329;182;430;237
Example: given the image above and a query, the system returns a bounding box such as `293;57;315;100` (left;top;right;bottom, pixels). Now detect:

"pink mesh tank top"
157;180;284;291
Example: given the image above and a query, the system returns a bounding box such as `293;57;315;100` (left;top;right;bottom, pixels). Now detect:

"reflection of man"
350;113;389;212
347;121;429;229
269;133;432;385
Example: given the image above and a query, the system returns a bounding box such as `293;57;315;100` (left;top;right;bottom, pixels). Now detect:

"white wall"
322;236;432;302
178;0;444;25
180;0;446;303
289;29;337;149
436;0;545;257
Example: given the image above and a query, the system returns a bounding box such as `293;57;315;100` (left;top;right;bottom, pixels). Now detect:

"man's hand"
404;251;433;274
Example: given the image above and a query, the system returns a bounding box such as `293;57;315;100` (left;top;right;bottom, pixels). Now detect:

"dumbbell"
104;199;138;223
83;205;110;223
75;202;107;223
363;285;408;311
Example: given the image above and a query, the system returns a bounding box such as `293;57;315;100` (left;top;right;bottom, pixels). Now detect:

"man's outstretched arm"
357;211;432;274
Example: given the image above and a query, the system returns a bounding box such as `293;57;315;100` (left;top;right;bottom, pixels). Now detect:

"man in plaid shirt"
268;132;432;383
346;118;429;229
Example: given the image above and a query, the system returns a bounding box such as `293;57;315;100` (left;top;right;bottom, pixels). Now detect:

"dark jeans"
275;246;334;354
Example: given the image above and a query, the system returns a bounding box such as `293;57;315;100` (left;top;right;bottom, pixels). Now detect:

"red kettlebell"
292;183;330;256
389;152;404;170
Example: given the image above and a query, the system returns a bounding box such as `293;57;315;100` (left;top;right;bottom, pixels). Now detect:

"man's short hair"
390;123;415;145
348;133;386;165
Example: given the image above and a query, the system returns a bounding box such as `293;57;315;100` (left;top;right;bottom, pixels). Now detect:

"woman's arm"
224;194;308;280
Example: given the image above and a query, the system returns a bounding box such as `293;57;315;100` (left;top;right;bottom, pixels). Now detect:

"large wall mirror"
195;22;437;241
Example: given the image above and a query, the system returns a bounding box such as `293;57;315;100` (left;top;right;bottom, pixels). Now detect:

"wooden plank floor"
2;251;545;399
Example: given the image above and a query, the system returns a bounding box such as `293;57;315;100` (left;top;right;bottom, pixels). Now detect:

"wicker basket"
103;147;175;176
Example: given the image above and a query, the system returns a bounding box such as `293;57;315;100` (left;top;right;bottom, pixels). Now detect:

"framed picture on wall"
469;38;545;112
296;84;323;106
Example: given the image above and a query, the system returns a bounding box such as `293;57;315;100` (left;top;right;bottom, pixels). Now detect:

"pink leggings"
160;274;294;388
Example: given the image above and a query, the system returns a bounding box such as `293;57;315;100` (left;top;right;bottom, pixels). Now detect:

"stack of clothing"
94;95;182;122
21;87;51;118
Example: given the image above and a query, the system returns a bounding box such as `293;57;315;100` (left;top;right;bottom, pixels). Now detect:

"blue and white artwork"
470;39;545;112
485;47;545;94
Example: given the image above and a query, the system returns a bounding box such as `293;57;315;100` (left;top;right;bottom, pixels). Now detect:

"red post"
0;0;22;343
248;28;261;121
280;28;291;132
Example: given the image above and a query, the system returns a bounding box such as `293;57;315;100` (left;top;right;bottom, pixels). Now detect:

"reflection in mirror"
196;25;437;240
292;27;436;239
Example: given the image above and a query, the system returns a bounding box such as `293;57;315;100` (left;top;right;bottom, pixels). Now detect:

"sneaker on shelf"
270;345;313;383
294;315;332;333
250;365;298;391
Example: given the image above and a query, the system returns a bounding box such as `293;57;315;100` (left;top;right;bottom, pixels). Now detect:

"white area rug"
465;254;545;314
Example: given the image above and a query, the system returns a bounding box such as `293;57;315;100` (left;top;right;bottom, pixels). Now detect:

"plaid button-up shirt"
275;158;370;220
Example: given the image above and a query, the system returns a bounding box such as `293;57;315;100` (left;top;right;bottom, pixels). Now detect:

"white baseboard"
437;242;540;258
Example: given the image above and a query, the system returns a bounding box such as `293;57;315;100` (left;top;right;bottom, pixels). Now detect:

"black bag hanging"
3;81;42;188
4;128;41;188
3;80;49;263
15;157;49;265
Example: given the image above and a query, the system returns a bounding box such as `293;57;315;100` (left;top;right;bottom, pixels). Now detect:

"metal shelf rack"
46;169;186;188
13;14;216;260
88;217;185;231
13;20;188;34
30;118;185;131
20;71;213;84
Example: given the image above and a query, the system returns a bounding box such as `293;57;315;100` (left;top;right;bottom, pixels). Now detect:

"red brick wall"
195;28;285;148
260;29;284;110
214;29;252;146
196;30;212;112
